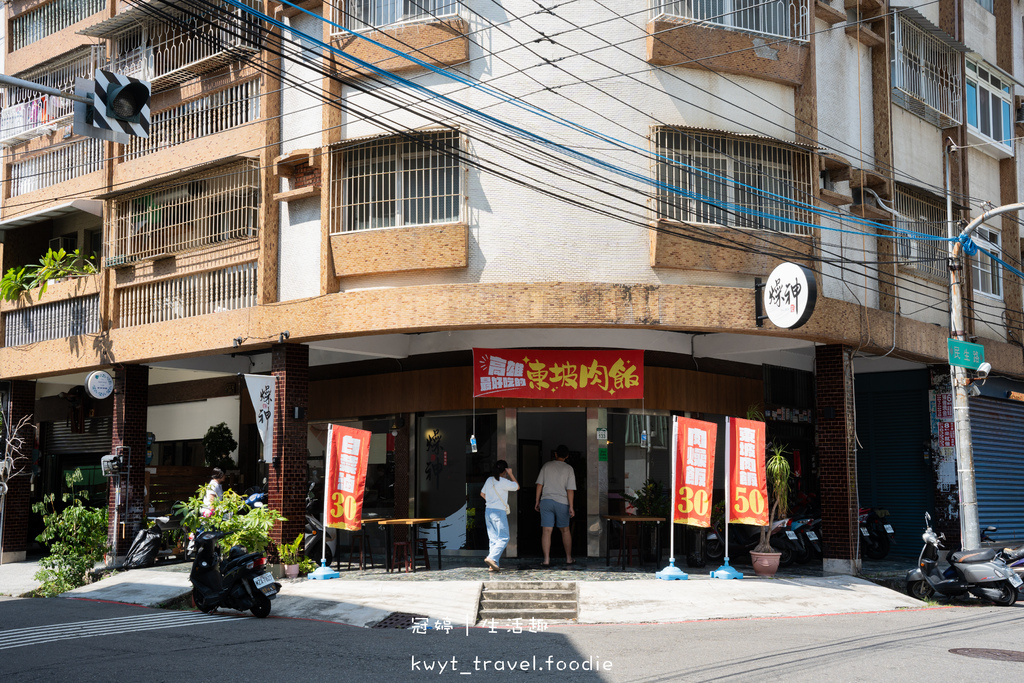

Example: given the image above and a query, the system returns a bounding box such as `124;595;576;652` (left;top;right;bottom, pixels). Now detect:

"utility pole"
945;142;1024;550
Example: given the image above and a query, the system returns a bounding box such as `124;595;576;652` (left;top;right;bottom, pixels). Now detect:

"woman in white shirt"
201;468;226;517
482;460;519;572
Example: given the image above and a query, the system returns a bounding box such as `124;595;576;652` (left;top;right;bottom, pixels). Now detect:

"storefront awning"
0;200;102;230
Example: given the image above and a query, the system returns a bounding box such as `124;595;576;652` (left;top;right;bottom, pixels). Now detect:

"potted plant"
202;422;238;470
750;442;792;577
623;479;670;561
278;533;304;579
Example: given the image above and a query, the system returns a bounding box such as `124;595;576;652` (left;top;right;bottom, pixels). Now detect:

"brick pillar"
814;345;860;575
267;344;307;551
109;365;148;558
1;380;35;563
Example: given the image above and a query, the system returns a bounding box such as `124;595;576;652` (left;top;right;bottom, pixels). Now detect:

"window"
654;129;813;235
332;130;463;233
655;0;808;40
891;16;962;128
345;0;461;31
966;60;1013;154
893;186;949;281
975;0;994;13
972;227;1001;299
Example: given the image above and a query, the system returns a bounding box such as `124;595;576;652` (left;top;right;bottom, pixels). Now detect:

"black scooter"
189;530;281;618
905;512;1020;606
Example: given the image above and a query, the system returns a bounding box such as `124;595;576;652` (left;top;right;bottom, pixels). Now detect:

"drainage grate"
949;649;1024;663
372;612;428;629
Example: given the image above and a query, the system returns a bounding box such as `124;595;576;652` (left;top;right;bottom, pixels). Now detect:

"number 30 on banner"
677;486;710;518
332;492;358;520
732;486;766;515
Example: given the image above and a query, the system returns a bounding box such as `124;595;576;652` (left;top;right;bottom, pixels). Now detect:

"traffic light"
73;70;150;145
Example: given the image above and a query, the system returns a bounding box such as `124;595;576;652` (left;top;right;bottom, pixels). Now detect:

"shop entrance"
516;411;587;559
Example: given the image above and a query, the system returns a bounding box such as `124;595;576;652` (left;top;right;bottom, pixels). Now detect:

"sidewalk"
0;557;923;627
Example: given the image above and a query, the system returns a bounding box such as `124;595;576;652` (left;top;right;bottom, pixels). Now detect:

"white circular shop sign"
763;262;817;330
84;370;114;400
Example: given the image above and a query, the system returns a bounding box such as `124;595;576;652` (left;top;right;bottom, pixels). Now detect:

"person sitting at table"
481;460;519;572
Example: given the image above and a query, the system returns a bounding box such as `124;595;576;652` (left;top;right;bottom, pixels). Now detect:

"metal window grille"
10;137;105;197
10;0;106;52
3;294;100;347
893;186;949;281
971;227;1001;299
118;262;258;328
330;130;463;233
0;46;106;145
651;0;810;41
107;160;260;265
891;16;963;127
335;0;461;32
654;129;813;235
123;79;262;161
105;0;264;91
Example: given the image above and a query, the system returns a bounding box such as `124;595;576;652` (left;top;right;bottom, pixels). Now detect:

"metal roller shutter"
45;417;112;454
970;396;1024;543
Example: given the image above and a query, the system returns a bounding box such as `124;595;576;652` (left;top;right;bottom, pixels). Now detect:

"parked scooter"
905;512;1020;605
189;529;281;617
706;520;800;566
859;507;895;560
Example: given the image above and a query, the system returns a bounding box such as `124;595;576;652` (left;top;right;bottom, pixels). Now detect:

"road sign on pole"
947;338;985;370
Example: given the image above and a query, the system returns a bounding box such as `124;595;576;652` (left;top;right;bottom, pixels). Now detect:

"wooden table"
602;515;666;569
376;517;446;572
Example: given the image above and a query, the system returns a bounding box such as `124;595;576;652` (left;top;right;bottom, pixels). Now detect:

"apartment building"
1;0;1022;572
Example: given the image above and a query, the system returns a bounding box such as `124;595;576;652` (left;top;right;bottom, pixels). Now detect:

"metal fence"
4;294;100;347
107;160;260;265
650;0;810;41
10;137;105;197
893;185;949;281
891;16;963;128
331;0;461;32
10;0;106;51
124;79;262;160
118;262;258;327
654;129;814;235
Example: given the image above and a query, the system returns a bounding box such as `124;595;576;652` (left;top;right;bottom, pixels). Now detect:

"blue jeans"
485;508;510;567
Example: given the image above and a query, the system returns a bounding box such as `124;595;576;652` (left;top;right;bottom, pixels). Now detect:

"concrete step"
476;580;578;624
478;608;578;622
483;581;574;591
480;599;577;610
482;590;576;601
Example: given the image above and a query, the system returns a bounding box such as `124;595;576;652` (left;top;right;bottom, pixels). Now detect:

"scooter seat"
951;548;996;564
1004;545;1024;562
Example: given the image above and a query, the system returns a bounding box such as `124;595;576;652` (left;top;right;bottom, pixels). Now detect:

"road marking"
0;611;244;650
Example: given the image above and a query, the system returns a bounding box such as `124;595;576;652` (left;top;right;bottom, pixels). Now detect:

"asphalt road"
3;596;1024;681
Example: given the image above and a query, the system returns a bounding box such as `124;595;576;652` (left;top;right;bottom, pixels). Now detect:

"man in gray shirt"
534;444;577;566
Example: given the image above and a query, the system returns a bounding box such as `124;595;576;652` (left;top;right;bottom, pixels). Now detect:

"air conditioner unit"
49;235;76;253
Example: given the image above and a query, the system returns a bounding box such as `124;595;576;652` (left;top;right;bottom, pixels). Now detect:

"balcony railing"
0;46;106;146
123;79;262;161
118;262;258;328
10;137;105;197
650;0;810;41
99;0;264;91
891;16;963;128
10;0;106;51
4;294;100;346
107;160;260;266
332;0;462;32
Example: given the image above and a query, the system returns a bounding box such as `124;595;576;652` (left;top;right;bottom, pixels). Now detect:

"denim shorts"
539;498;570;528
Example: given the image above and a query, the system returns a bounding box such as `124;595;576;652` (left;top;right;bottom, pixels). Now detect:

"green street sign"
948;338;985;370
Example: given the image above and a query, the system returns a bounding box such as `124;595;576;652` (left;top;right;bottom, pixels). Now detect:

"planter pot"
270;563;284;579
750;551;781;577
283;564;300;579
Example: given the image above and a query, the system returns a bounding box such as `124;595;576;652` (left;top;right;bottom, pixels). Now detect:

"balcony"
9;137;105;198
650;0;811;41
10;0;106;52
118;261;257;327
106;160;260;267
82;0;264;92
2;276;101;347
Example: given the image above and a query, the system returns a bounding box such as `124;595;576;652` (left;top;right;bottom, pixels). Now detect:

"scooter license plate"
260;584;278;596
253;572;275;589
806;531;818;541
883;524;894;534
1009;573;1023;588
786;531;798;540
860;527;870;536
707;532;718;540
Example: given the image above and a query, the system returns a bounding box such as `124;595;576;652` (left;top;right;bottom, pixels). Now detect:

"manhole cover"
372;612;427;629
949;648;1024;662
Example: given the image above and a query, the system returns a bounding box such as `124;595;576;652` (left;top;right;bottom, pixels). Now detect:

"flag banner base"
309;559;340;580
711;558;744;580
655;558;688;580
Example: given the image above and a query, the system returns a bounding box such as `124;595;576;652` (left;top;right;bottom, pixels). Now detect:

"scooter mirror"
925;512;931;524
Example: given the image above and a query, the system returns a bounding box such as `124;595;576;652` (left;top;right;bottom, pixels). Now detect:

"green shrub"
202;423;237;470
173;487;284;555
32;469;108;596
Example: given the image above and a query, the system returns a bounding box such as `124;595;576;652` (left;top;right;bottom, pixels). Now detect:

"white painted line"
0;612;244;650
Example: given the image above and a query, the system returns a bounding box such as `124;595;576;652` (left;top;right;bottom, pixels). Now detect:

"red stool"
413;538;431;570
392;541;412;572
347;533;374;570
617;524;641;567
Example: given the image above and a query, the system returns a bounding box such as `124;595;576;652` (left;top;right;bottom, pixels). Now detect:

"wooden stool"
413;538;430;570
392;541;412;572
617;524;641;567
347;532;374;570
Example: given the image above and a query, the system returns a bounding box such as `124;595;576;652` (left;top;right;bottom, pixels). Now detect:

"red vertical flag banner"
325;424;372;531
673;417;718;527
728;418;768;526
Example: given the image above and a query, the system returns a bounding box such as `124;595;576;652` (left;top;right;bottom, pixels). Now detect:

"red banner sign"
728;418;768;526
673;417;717;527
325;424;371;531
473;348;643;400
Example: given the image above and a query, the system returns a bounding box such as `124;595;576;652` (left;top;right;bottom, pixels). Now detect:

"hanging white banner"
244;374;276;463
